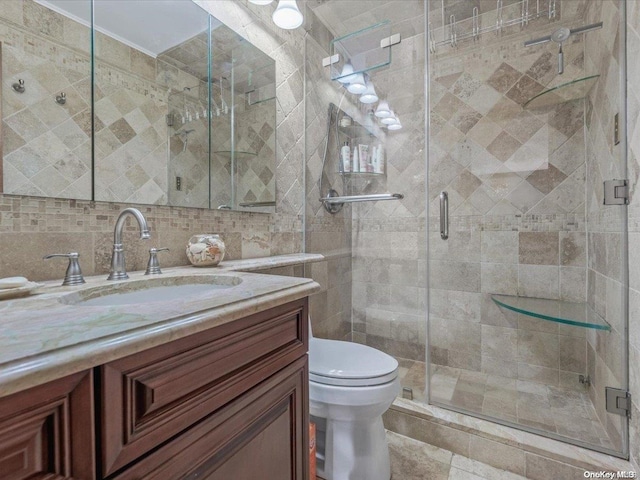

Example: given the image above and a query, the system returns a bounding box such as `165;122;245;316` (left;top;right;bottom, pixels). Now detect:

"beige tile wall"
93;47;180;205
347;6;427;360
582;0;627;451
168;88;210;208
626;0;640;470
426;4;594;392
304;31;353;341
1;0;92;199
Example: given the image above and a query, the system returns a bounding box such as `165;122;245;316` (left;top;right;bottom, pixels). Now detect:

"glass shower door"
427;0;628;458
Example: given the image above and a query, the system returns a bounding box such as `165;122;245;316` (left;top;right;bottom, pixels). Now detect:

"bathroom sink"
60;275;243;307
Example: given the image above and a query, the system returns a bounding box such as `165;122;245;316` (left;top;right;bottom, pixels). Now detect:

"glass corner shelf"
491;294;611;331
330;21;392;82
523;74;600;109
213;150;257;160
338;124;378;138
340;171;384;177
247;95;276;106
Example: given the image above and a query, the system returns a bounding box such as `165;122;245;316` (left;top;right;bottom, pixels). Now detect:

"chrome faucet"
107;208;151;280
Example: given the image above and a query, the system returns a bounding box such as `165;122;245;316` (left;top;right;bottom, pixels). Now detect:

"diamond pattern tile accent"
487;63;522;94
451;169;482;199
433;92;466;122
451;105;483;135
505;75;545;106
526;164;568;195
428;38;588;219
487;132;522;162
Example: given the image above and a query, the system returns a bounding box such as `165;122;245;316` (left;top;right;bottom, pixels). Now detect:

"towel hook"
12;79;25;93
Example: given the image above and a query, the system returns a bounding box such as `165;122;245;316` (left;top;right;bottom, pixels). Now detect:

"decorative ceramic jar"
186;234;226;267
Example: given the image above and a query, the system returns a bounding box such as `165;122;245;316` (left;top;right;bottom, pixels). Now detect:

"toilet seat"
309;338;399;387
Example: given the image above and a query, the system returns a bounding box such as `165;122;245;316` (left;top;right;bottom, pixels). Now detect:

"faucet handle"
43;252;86;286
145;248;169;275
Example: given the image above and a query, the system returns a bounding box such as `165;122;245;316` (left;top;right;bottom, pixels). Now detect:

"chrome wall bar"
440;191;449;240
320;193;404;205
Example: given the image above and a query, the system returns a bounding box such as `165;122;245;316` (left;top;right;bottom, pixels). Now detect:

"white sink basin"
60;275;243;307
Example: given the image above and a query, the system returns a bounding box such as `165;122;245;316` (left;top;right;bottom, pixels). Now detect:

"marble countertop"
0;254;323;397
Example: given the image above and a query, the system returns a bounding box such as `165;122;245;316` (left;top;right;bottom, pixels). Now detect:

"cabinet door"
114;357;309;480
0;371;95;480
100;298;307;477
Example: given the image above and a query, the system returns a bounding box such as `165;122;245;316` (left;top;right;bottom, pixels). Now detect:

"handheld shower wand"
524;22;603;74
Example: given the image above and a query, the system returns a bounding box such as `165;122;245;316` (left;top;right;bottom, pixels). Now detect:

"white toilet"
309;330;400;480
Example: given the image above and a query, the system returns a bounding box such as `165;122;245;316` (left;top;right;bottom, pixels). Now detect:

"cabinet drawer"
113;357;309;480
100;298;308;477
0;371;94;480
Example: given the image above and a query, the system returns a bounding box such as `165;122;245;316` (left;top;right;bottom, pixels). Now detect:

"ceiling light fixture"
272;0;304;30
249;0;274;4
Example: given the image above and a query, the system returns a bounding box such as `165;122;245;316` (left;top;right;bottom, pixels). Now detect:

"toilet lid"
309;338;399;387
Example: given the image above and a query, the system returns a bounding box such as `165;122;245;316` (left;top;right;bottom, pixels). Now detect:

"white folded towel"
0;276;29;289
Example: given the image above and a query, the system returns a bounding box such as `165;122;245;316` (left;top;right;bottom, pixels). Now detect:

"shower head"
550;27;571;44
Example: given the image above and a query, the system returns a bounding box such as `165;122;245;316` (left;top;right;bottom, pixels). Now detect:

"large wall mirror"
1;0;276;213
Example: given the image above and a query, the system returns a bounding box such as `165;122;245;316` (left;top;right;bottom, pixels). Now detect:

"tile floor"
387;430;527;480
316;431;527;480
396;359;617;451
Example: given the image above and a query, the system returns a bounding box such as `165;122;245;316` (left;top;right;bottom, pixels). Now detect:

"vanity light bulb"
346;73;367;94
359;78;378;104
338;61;356;84
249;0;274;4
375;100;392;118
380;111;397;125
388;119;402;130
272;0;304;29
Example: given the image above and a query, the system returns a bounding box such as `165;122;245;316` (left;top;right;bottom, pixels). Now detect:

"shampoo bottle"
359;144;369;173
352;146;359;173
378;146;385;174
371;146;379;173
341;142;351;173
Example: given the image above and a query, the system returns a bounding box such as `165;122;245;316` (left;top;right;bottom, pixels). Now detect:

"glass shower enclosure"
427;0;628;457
304;0;628;460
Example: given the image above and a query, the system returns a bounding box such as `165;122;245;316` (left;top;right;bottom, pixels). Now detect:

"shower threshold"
385;398;632;476
393;358;624;457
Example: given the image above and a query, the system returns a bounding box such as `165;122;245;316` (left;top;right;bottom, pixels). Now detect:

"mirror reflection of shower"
174;129;195;153
169;81;231;127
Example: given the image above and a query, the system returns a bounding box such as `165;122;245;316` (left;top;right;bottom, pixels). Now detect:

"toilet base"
313;414;391;480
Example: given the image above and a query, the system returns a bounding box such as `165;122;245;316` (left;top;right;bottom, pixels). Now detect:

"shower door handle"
440;191;449;240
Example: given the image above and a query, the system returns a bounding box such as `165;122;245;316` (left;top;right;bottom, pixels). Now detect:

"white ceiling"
35;0;214;57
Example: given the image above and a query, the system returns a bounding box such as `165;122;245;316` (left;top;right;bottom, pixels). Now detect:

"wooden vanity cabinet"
0;370;95;480
0;297;309;480
112;358;308;480
99;297;309;478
